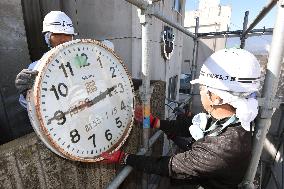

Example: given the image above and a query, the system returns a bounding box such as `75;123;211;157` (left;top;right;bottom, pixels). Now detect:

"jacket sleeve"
126;154;171;176
169;127;251;180
159;116;192;137
169;139;228;180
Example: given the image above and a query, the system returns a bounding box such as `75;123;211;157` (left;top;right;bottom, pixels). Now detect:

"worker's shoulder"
194;126;251;155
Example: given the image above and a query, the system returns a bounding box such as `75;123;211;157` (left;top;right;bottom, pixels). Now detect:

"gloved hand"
150;114;159;129
15;69;38;94
134;104;160;128
101;150;127;164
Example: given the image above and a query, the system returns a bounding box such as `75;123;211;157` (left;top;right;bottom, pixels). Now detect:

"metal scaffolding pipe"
190;17;199;95
240;11;249;49
240;1;284;188
197;28;273;38
242;0;278;37
140;11;152;189
199;32;273;39
106;131;163;189
152;9;196;39
125;0;196;39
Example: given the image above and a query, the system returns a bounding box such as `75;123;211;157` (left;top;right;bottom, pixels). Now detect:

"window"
168;75;178;100
173;0;182;13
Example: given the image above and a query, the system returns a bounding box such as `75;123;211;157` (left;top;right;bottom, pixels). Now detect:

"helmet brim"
190;79;200;85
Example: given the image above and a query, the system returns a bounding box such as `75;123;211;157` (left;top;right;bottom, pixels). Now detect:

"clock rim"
32;39;135;162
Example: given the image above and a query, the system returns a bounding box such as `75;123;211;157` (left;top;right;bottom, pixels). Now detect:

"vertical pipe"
282;142;284;189
241;1;284;188
190;17;199;95
140;9;152;189
240;11;249;49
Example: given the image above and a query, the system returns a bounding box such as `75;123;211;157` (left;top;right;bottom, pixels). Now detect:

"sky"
185;0;277;53
185;0;277;30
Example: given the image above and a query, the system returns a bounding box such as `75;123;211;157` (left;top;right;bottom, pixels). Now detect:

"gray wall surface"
62;0;186;102
0;0;34;144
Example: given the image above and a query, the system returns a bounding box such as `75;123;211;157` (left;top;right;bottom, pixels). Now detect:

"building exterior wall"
0;0;34;144
184;0;231;33
182;0;231;114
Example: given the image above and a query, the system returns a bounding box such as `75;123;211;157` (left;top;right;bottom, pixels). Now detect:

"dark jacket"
126;116;252;189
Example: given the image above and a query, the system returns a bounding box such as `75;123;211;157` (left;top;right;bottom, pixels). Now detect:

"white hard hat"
42;11;76;35
191;48;261;93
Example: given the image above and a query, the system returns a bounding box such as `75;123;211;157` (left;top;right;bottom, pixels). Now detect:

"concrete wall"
0;0;34;144
0;81;166;189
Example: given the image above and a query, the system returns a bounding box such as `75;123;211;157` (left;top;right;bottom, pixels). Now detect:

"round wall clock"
27;39;135;162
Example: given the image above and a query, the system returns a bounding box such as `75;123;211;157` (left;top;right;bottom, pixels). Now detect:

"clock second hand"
47;85;117;125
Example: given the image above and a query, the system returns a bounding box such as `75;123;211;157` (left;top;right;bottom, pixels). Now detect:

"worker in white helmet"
102;48;261;189
15;11;76;108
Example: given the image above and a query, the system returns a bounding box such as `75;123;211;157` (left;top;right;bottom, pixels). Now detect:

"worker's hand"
15;69;38;94
150;114;160;129
101;150;127;164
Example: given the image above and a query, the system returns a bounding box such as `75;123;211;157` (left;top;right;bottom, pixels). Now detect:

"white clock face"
28;39;134;162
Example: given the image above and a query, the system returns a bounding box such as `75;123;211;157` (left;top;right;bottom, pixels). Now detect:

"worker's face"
199;85;220;113
200;85;211;113
50;33;73;47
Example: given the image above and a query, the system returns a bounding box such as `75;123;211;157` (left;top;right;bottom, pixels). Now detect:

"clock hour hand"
47;85;117;125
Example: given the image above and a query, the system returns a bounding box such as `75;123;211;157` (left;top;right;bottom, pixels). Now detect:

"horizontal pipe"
106;131;163;189
242;0;278;37
152;9;196;39
199;32;273;39
125;0;196;39
198;28;273;38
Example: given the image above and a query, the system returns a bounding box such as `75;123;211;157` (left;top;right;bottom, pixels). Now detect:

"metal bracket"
138;4;154;24
258;97;282;109
139;85;154;102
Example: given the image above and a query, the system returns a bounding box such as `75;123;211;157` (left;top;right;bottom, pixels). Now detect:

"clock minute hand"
47;85;117;125
86;86;116;107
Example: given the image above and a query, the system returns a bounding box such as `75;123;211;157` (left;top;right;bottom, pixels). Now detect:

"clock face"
28;39;135;162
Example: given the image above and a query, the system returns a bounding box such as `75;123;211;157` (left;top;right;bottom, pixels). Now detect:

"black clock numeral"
75;53;90;68
110;67;116;78
59;62;74;77
50;83;68;100
97;56;103;68
117;83;124;93
112;107;117;115
54;110;66;125
105;129;112;141
70;129;80;143
115;117;122;128
88;134;96;148
121;100;126;110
